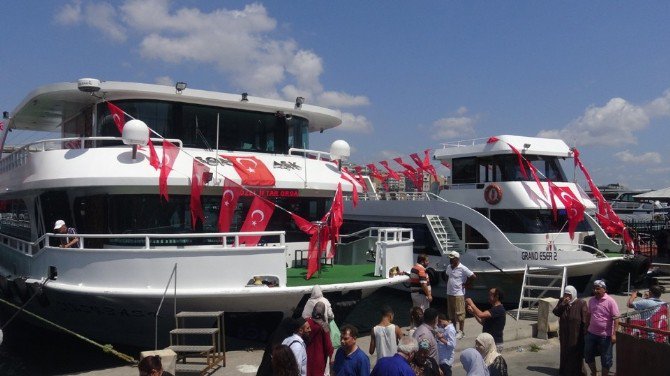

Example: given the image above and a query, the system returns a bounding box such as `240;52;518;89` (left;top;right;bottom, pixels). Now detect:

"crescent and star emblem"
237;157;258;173
250;209;265;226
222;189;235;206
112;114;121;124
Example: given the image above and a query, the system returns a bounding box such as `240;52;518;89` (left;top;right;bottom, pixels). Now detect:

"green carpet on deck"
286;264;379;287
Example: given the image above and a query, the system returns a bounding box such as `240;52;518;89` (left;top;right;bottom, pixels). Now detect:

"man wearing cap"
282;317;312;376
54;220;79;248
445;251;475;339
585;279;619;376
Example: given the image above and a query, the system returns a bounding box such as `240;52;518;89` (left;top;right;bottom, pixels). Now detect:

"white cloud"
54;1;82;25
537;91;670;147
613;150;662;164
154;76;173;86
336;112;373;134
55;0;372;132
431;108;478;140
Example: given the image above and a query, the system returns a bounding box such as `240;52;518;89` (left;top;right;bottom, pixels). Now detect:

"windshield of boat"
452;155;567;184
96;101;309;153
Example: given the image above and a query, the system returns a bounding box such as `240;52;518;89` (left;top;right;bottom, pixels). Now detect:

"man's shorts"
584;332;613;369
447;295;465;322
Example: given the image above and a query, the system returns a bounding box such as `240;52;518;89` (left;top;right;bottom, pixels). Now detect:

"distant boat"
0;79;413;347
344;135;649;304
588;183;669;217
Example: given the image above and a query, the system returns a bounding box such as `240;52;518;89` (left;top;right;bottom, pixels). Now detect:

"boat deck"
286;264;378;287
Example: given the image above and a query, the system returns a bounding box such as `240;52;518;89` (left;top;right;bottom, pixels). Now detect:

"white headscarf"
476;332;500;366
564;285;578;304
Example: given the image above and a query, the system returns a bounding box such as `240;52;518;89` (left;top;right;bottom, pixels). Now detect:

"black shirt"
482;304;506;344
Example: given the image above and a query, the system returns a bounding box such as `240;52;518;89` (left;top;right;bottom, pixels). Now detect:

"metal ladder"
511;265;566;321
169;311;226;375
425;215;460;254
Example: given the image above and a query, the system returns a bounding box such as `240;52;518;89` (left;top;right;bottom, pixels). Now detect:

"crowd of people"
256;253;666;376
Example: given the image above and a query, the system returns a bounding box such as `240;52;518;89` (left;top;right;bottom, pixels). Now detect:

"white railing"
0;136;183;173
440;137;490;149
376;228;413;243
345;191;436;202
288;147;333;161
0;231;286;256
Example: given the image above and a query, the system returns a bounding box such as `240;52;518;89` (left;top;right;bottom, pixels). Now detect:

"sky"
1;1;670;189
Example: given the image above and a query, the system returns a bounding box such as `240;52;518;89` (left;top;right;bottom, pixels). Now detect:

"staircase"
510;265;566;321
425;215;461;254
169;311;226;375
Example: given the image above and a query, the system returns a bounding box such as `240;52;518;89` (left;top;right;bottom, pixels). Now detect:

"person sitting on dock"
54;219;79;248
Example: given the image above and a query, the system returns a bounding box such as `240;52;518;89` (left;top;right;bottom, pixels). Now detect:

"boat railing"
439;137;491;149
288;147;333;161
351;191;437;202
0;136;183;173
338;226;413;245
1;231;286;256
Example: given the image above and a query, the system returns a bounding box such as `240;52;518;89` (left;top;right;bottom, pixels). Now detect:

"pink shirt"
587;293;620;337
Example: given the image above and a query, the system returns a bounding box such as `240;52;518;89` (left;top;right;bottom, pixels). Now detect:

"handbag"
329;320;341;348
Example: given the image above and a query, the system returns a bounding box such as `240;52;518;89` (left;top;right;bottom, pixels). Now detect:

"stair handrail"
155;263;177;350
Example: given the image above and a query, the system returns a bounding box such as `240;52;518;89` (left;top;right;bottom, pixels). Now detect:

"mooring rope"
0;297;137;364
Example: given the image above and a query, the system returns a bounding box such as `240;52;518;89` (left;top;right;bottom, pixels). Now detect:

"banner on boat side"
222;155;276;186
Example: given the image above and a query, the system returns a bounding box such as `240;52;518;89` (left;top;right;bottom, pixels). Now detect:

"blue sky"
2;1;669;189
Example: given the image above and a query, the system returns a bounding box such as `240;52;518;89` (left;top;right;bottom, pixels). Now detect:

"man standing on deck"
445;251;475;339
409;254;432;310
585;279;619;376
54;220;79;248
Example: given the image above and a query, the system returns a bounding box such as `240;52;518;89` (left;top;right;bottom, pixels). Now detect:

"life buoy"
484;184;503;205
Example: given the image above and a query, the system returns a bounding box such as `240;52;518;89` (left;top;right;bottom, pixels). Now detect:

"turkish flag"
159;141;180;202
549;184;585;239
340;172;359;207
328;183;344;257
190;160;210;229
222;155;275;186
239;196;275;246
218;178;243;232
394;157;417;173
147;138;160;170
379;161;401;180
106;102;126;134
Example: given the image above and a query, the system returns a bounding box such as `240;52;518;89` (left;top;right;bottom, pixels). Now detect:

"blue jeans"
584;332;613;369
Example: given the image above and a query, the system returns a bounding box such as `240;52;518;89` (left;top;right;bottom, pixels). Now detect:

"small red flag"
218;178;243;232
158;141;180;202
422;149;440;182
549;184;585;240
223;155;275;186
239;196;275;246
340;171;359;207
147;138;160;170
106;102;126;135
190;160;210;229
379;161;401;180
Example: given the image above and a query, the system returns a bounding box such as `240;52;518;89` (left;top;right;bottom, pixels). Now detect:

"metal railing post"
155;263;178;350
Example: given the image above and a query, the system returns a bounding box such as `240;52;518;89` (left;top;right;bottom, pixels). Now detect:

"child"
435;313;457;376
369;305;404;360
407;306;424;337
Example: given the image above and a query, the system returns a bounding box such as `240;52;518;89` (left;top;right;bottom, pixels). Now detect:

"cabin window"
96;101;309;153
489;209;591;233
0;199;32;241
451;157;477;184
492;155;567;182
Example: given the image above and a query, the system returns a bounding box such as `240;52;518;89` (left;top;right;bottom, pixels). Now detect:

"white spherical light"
330;139;351;161
122;119;149;146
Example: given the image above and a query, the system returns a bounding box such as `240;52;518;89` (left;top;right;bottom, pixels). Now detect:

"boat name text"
521;251;557;261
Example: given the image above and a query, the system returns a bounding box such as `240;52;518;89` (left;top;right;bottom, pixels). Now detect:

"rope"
0;297;137;364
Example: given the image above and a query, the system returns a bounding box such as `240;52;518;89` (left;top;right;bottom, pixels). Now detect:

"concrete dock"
68;289;669;376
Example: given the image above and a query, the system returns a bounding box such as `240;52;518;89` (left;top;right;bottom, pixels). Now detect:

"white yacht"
0;79;413;347
344;135;649;303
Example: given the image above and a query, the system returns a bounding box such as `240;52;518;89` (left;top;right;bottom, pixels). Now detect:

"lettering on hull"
521;251;558;261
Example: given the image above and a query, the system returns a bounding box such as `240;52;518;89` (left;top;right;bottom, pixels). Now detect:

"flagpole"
215;113;220;186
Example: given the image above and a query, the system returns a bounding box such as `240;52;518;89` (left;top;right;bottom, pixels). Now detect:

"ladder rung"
521;297;543;302
524;285;563;290
526;274;563;279
176;363;210;373
176;311;224;318
171;328;219;335
169;345;214;353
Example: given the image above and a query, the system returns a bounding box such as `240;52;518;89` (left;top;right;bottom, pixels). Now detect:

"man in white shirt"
281;317;311;376
445;251;475;339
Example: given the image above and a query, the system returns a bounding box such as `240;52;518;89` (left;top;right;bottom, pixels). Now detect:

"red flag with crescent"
366;164;385;182
106;102;126;135
422;149;440;182
340;171;359;207
549;184;585;239
218;178;243;232
190;159;210;229
159;141;180;202
223;155;275;186
239;196;275;246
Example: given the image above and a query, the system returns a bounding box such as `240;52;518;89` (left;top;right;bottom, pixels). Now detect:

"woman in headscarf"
460;348;489;376
302;285;335;321
306;302;334;376
410;338;441;376
552;285;589;376
475;333;508;376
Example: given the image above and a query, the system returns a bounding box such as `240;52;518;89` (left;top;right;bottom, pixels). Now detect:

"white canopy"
634;187;670;202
